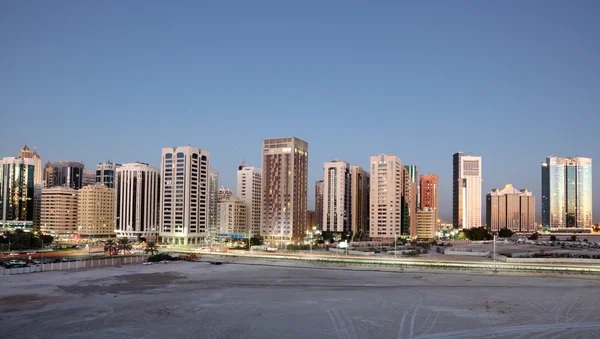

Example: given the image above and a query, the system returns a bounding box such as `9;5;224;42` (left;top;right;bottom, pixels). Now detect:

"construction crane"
234;148;246;170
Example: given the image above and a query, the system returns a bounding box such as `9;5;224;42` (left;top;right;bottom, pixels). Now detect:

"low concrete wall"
498;256;600;264
444;249;490;257
328;248;375;256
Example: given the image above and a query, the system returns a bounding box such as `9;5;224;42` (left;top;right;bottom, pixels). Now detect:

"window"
166;154;172;159
177;152;184;158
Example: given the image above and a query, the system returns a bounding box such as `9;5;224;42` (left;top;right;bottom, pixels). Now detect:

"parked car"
143;261;153;265
159;260;169;264
60;258;69;262
26;251;36;255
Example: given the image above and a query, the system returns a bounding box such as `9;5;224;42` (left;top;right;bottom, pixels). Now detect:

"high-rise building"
420;174;439;224
96;161;119;188
315;180;324;230
402;165;418;237
19;145;43;186
217;186;233;201
43;162;54;187
452;152;482;229
261;137;308;243
217;197;247;235
82;170;96;186
350;165;369;240
40;187;78;239
208;169;219;238
404;165;419;205
486;184;535;232
322;160;352;239
541;156;592;230
416;208;436;239
369;154;403;240
237;166;262;237
159;146;210;245
307;210;316;230
115;163;161;240
78;184;116;239
0;157;36;230
51;160;84;189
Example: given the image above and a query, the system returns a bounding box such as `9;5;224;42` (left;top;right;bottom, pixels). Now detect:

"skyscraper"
452;152;482;229
159;146;210;245
50;160;85;189
402;165;418;237
115;162;161;240
0;157;36;230
96;161;119;188
19;145;42;186
350;165;369;240
322;160;352;239
261;137;308;243
369;154;403;240
315;180;324;230
82;170;96;186
420;174;439;224
217;186;233;201
486;184;535;233
541;156;592;230
40;187;78;239
78;184;116;239
237;166;262;237
208;169;219;238
43;162;54;187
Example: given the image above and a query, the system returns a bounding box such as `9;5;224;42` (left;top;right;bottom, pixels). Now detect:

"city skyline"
1;2;599;223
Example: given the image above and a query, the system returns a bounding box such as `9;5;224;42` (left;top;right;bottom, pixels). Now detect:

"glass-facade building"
96;161;120;188
0;157;36;230
541;156;592;230
51;161;84;189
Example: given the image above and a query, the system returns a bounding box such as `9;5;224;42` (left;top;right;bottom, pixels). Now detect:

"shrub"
148;253;176;262
529;232;539;240
549;235;557;241
402;250;419;257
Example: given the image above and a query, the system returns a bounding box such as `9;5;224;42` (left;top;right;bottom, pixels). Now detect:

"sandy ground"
1;259;600;339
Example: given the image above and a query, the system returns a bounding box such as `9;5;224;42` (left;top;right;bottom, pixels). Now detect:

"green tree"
117;238;133;254
549;235;557;241
104;240;117;256
250;237;263;246
498;228;514;238
457;232;467;240
463;227;492;241
528;232;539;240
144;241;158;255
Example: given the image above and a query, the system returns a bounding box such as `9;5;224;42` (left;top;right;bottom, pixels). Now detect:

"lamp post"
394;230;397;259
493;234;497;270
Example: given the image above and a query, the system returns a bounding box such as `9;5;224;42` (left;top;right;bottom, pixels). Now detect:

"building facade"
541;156;592;230
217;197;248;235
420;174;439;224
208;169;219;238
40;187;78;239
350;165;369;240
115;163;161;240
217;186;233;201
452;152;482;229
159;146;210;245
78;184;116;239
416;208;436;239
82;170;96;186
486;184;535;232
261;137;308;243
237;166;262;237
43;162;54;187
402;165;418;237
51;160;84;189
315;180;324;230
96;161;119;188
369;154;403;240
322;160;352;238
0;157;36;230
19;145;43;186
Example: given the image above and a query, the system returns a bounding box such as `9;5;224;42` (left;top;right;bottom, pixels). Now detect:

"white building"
208;169;219;238
452;153;482;229
217;186;233;201
96;161;120;188
115;162;161;240
237;166;261;237
322;160;352;236
217;197;248;235
369;154;403;240
159;146;210;245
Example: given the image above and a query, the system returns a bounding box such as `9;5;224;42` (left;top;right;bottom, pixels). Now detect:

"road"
0;247;104;261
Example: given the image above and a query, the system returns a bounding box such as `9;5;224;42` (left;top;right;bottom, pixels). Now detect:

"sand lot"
1;260;600;339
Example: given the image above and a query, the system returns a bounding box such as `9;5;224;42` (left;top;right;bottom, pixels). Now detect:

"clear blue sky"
1;1;599;222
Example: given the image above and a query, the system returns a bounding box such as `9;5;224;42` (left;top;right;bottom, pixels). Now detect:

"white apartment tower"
261;137;308;243
237;166;262;237
452;152;482;229
115;162;161;240
369;154;403;240
159;146;210;245
217;197;248;235
322;160;352;236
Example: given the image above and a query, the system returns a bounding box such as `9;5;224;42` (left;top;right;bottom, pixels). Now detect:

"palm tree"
145;241;158;256
117;238;133;255
104;240;117;256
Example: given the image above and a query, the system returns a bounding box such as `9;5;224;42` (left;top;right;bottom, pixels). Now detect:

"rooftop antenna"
234;148;246;170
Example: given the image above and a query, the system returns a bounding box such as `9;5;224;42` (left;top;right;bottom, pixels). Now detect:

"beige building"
416;208;436;239
350;165;369;240
237;166;262;237
261;137;308;243
78;184;116;239
41;187;79;240
486;184;535;233
322;160;352;235
218;197;248;235
369;154;403;240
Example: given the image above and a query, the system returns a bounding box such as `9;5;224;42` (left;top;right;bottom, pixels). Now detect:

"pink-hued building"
420;174;439;224
486;184;535;233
